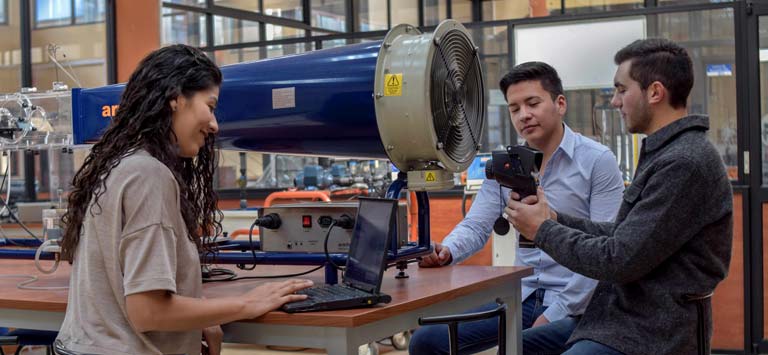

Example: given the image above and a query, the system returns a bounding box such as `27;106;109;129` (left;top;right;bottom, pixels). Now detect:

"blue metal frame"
0;178;433;285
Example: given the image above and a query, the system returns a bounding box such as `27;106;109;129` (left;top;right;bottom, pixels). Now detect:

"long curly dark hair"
60;44;223;262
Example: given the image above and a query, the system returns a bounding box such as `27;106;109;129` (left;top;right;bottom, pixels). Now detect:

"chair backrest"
417;300;508;355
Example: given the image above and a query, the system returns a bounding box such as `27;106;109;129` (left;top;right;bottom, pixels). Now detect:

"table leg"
324;327;362;355
500;281;522;355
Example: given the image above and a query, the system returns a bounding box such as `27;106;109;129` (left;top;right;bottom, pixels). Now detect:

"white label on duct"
272;87;296;109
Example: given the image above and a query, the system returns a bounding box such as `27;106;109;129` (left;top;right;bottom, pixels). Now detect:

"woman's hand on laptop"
242;279;314;318
419;242;452;267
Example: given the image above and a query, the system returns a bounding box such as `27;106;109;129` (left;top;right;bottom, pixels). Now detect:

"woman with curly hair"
55;44;313;355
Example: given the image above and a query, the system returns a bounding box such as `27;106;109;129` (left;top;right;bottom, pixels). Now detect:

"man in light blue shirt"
411;62;625;355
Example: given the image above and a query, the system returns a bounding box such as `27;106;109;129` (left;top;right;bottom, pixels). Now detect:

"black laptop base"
282;292;392;313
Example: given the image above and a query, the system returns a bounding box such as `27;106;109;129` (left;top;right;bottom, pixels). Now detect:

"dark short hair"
499;61;564;101
614;38;693;108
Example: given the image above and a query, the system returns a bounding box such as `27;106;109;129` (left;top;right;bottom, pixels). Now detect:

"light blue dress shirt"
442;124;625;322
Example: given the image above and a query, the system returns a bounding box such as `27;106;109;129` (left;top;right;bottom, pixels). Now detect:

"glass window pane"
215;151;271;189
311;0;346;32
214;48;261;66
760;16;768;185
215;16;237;45
267;41;313;58
424;0;447;26
482;1;536;21
75;0;105;24
35;0;72;27
564;0;643;14
468;26;509;152
214;16;259;46
0;0;7;24
264;0;302;21
167;0;206;7
313;31;347;49
659;0;732;5
322;39;347;49
214;0;259;12
161;8;207;47
652;9;737;180
266;24;304;41
31;17;107;89
452;0;485;23
0;0;20;92
391;0;418;27
566;88;636;181
355;0;387;31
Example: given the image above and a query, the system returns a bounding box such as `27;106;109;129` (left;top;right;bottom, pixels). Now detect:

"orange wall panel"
116;0;160;82
711;192;744;350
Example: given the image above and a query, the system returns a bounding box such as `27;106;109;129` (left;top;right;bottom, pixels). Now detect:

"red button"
302;215;312;228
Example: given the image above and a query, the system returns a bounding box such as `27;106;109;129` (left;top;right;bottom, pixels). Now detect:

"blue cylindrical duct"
216;42;386;159
72;42;387;159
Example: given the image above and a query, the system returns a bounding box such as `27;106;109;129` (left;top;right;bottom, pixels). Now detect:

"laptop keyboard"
297;284;371;302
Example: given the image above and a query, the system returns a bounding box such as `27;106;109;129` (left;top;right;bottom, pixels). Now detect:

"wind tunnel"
72;20;486;191
3;20;488;276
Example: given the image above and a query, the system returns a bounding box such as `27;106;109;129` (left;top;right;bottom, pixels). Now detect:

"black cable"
0;198;42;242
0;154;42;242
0;155;8;200
238;221;259;271
201;267;237;283
237;214;281;271
0;225;26;247
204;264;325;283
323;221;345;271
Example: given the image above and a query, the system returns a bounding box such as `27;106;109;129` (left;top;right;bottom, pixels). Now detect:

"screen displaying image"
344;198;396;290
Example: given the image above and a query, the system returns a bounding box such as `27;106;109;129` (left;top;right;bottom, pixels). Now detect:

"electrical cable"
0;199;43;242
238;221;259;271
323;221;345;272
0;224;26;247
0;151;10;217
203;264;325;283
201;267;237;283
34;239;59;274
0;152;42;242
237;213;281;271
0;274;68;291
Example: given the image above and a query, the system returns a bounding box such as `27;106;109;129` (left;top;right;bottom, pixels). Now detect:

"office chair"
0;327;57;355
418;300;508;355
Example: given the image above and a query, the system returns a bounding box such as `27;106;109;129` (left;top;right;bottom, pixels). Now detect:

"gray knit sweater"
535;115;733;355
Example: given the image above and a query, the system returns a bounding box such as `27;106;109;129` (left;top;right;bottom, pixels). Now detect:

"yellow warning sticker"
425;172;436;182
384;73;403;96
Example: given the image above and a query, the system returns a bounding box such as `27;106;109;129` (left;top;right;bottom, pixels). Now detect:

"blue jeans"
562;340;625;355
409;289;578;355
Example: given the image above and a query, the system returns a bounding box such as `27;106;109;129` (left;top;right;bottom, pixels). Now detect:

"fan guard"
430;28;484;168
373;20;485;188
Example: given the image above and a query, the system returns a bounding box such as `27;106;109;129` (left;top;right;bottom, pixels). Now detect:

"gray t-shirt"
57;150;202;355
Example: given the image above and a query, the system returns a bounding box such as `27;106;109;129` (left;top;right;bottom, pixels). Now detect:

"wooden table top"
0;259;532;328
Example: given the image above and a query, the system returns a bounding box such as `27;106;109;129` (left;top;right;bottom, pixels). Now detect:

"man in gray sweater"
505;38;733;355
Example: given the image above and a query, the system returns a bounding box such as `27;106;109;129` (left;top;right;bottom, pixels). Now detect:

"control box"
259;202;409;253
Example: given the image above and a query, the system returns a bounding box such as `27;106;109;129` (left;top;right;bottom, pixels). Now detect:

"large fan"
373;20;485;190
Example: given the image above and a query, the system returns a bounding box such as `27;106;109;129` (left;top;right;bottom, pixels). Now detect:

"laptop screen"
343;197;397;293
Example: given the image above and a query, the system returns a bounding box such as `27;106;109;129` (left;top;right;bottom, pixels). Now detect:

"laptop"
281;197;396;313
